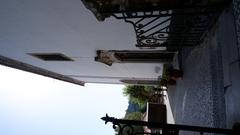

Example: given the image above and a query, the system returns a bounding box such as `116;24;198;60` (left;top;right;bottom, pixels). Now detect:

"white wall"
0;0;164;84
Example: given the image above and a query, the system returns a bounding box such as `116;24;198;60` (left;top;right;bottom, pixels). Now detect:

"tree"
125;112;143;120
116;85;155;135
123;85;154;108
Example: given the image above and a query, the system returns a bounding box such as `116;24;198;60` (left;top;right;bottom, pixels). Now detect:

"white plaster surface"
0;0;164;84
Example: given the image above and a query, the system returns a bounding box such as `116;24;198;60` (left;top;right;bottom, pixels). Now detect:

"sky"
0;65;128;135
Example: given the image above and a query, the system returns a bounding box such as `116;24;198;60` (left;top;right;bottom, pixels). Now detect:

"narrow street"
168;2;240;134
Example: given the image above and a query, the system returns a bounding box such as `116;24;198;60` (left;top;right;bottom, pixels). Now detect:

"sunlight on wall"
166;92;175;124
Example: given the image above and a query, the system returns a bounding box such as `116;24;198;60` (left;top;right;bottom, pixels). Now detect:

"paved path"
167;3;240;134
166;8;236;135
168;44;225;135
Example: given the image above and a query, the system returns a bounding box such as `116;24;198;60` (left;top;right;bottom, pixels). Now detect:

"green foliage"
125;112;143;120
119;85;154;135
123;85;154;108
160;64;182;86
159;78;168;86
160;64;176;86
160;64;171;87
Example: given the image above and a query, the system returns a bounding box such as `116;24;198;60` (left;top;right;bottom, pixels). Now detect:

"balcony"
82;0;231;49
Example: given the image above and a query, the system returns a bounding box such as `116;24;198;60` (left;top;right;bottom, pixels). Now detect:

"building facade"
0;0;176;86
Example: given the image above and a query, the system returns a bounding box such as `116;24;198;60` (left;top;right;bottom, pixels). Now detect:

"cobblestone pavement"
233;0;240;52
165;2;240;134
167;14;228;135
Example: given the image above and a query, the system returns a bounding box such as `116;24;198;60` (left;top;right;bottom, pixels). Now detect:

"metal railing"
82;0;231;49
101;114;240;135
111;4;228;49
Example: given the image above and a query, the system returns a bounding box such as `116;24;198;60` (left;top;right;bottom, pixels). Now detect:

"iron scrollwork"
113;11;172;48
101;114;153;135
102;114;240;135
111;3;230;49
112;8;221;49
81;0;231;49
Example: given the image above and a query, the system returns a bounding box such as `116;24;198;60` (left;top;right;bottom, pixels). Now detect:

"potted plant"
160;64;183;87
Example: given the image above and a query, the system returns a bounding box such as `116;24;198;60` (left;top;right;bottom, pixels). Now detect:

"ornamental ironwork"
82;0;231;49
101;114;240;135
101;88;240;135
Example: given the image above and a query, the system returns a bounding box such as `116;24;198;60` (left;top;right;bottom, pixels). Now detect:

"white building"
0;0;173;86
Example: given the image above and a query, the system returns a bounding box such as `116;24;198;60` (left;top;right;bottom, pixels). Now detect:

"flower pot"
167;79;176;85
168;69;183;80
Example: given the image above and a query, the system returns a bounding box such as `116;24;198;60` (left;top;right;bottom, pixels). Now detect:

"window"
29;53;73;61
